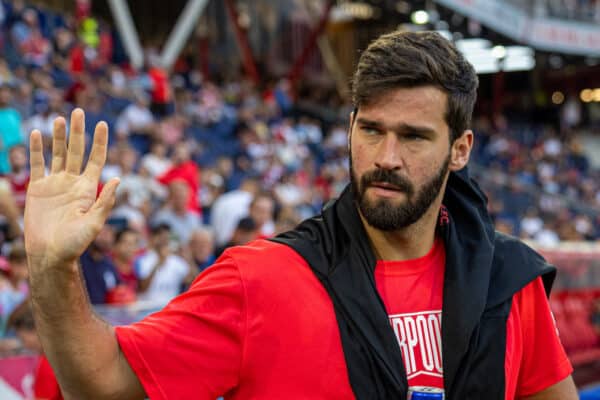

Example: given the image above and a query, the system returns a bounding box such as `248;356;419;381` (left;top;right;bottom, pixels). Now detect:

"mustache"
360;168;414;196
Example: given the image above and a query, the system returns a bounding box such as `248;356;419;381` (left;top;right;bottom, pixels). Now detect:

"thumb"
89;177;120;223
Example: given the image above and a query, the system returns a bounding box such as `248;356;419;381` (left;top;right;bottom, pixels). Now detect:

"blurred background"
0;0;598;398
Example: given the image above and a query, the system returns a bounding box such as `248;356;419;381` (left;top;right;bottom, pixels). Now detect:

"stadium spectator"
152;180;202;245
11;305;64;400
157;141;201;214
214;216;259;257
273;205;302;235
184;227;216;274
79;223;121;304
114;90;155;151
6;144;29;210
520;207;544;239
0;82;23;174
111;228;141;293
17;9;50;67
114;145;166;210
146;61;173;118
0;243;29;335
0;178;22;243
135;223;191;303
248;191;276;239
23;89;66;153
12;79;33;120
139;140;172;178
210;177;259;247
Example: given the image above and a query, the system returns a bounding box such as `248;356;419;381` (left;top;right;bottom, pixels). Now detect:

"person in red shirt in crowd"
5;145;29;211
24;30;577;400
147;61;173;118
12;306;63;400
157;141;201;215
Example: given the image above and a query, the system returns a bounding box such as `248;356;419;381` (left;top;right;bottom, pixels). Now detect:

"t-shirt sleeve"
34;355;63;400
515;276;573;397
115;254;246;400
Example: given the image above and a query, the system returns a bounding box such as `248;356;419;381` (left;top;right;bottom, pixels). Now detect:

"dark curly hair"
352;30;478;143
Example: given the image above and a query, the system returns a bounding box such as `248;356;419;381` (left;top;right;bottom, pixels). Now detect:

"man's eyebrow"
355;117;382;127
355;118;436;135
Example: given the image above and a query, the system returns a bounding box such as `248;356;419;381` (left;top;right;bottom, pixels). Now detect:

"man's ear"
449;130;474;171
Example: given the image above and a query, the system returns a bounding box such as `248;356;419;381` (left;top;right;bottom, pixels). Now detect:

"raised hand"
24;109;120;269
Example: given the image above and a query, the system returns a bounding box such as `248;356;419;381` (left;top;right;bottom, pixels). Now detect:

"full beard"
350;154;450;231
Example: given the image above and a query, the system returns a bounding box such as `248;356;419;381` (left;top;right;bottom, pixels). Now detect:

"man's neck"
361;202;441;261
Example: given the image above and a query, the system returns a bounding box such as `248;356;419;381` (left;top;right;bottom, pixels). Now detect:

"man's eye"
361;127;380;135
406;134;425;141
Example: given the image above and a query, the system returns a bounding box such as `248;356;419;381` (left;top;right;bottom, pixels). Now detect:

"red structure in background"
541;247;600;386
223;0;260;85
286;0;335;93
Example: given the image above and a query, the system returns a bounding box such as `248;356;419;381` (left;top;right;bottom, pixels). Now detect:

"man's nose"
374;134;403;171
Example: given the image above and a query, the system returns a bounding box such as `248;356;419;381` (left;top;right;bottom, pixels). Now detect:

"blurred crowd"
0;0;598;355
507;0;600;22
471;113;600;246
538;0;600;22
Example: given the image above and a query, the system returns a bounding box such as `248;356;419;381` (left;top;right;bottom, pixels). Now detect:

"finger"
89;177;120;223
83;121;108;182
65;108;85;175
50;117;67;174
29;130;45;181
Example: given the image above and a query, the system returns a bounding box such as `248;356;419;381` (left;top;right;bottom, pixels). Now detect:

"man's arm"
520;375;578;400
25;110;145;399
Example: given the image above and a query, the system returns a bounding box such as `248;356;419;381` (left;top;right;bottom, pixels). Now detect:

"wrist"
27;253;80;275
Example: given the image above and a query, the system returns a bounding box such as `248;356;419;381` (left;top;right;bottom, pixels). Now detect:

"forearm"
29;257;143;399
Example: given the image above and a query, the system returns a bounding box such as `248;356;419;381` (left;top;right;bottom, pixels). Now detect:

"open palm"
24;109;119;268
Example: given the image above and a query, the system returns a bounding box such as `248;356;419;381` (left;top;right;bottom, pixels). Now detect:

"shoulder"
488;232;556;307
222;239;305;269
493;232;546;264
219;239;312;284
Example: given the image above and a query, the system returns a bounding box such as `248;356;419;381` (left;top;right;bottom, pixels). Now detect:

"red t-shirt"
148;67;172;104
375;238;573;398
7;170;29;208
115;240;572;399
34;355;64;400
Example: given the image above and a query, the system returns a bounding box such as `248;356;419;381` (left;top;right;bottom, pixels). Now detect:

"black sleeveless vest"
271;168;556;400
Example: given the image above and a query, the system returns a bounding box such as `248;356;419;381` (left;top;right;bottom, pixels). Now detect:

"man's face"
0;87;12;106
152;229;170;249
9;147;27;172
115;231;138;260
170;181;189;211
250;197;274;227
349;86;452;231
10;261;28;281
93;225;115;253
16;328;40;352
189;231;214;262
173;144;190;164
